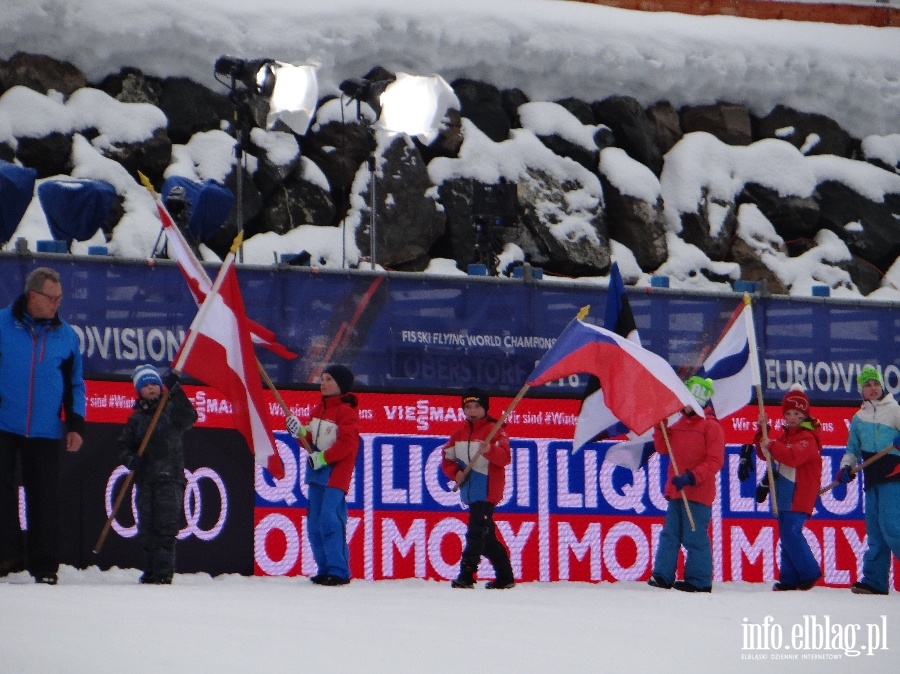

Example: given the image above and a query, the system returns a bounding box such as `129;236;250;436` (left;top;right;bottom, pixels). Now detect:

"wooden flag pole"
743;293;778;516
451;383;530;493
257;361;314;454
96;235;245;555
93;388;172;554
818;444;895;495
659;423;696;532
451;305;592;492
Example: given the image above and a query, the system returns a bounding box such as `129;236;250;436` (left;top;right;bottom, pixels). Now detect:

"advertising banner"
1;257;899;403
65;381;887;587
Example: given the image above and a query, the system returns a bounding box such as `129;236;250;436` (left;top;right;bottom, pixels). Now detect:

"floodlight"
265;63;319;136
215;56;318;135
375;73;458;143
337;71;459;270
214;56;319;260
214;56;276;96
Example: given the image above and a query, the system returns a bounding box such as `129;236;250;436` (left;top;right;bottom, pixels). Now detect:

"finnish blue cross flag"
695;301;755;420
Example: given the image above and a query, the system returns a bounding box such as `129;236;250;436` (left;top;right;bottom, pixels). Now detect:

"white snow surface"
1;565;899;673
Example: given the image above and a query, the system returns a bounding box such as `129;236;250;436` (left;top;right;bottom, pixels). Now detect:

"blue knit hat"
133;364;163;392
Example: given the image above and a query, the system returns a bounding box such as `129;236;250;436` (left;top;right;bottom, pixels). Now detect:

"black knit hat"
324;364;355;394
462;387;489;413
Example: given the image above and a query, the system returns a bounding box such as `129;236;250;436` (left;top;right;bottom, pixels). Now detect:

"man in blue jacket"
0;267;85;585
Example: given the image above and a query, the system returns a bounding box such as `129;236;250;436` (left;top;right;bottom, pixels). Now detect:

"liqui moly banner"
3;257;900;403
82;381;889;586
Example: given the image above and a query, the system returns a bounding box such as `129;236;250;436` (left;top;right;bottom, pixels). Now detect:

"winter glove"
123;453;143;472
737;444;754;482
837;466;855;484
286;415;306;439
755;480;769;504
308;450;327;471
162;370;181;392
671;471;695;492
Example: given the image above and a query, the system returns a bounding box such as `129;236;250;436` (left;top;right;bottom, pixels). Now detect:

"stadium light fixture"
339;72;458;269
214;56;319;260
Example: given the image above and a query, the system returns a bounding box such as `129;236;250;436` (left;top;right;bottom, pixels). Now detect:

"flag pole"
256;361;314;454
97;234;245;555
451;304;592;492
743;293;778;516
659;423;697;531
818;444;895;495
94;388;172;554
451;383;529;493
142;173;301;452
681;298;746;380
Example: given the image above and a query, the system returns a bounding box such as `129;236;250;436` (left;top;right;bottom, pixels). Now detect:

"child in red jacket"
648;376;725;593
755;384;823;591
441;387;514;589
286;364;360;586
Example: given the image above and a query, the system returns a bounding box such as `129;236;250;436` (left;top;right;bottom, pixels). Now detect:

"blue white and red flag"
527;319;703;436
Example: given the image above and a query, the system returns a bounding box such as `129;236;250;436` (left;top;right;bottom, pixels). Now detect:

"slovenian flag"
527;319;704;436
695;300;754;419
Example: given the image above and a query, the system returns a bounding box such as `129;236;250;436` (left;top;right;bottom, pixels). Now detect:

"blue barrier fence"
1;254;897;402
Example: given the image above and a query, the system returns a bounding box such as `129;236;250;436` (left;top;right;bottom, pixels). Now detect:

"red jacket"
654;412;725;506
441;416;510;505
308;393;360;494
756;421;822;516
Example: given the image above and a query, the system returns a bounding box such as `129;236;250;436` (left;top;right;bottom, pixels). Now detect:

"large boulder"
592;95;664;176
15;133;73;178
597;148;667;271
158;77;235;146
451;79;510;142
678;187;739;261
680;103;752;146
355;135;445;269
0;52;86;96
815;181;900;271
302;108;374;224
95;67;162;105
754;104;857;158
257;158;335;236
517;166;610;276
100;127;171;185
739;183;820;241
646;101;683;155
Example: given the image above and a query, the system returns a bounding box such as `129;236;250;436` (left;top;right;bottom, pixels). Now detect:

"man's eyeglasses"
33;290;64;304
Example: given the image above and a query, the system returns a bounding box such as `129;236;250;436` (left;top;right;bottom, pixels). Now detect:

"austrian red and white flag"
154;200;297;360
173;247;285;479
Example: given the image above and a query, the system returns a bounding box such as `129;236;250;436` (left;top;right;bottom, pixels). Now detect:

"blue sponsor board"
2;256;898;402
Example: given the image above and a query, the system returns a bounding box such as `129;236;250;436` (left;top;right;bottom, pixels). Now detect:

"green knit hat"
857;366;883;392
685;376;714;407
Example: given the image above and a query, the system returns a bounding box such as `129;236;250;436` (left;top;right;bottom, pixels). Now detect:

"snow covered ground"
1;565;898;673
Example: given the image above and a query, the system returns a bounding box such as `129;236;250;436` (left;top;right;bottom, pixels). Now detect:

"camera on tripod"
471;180;518;275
